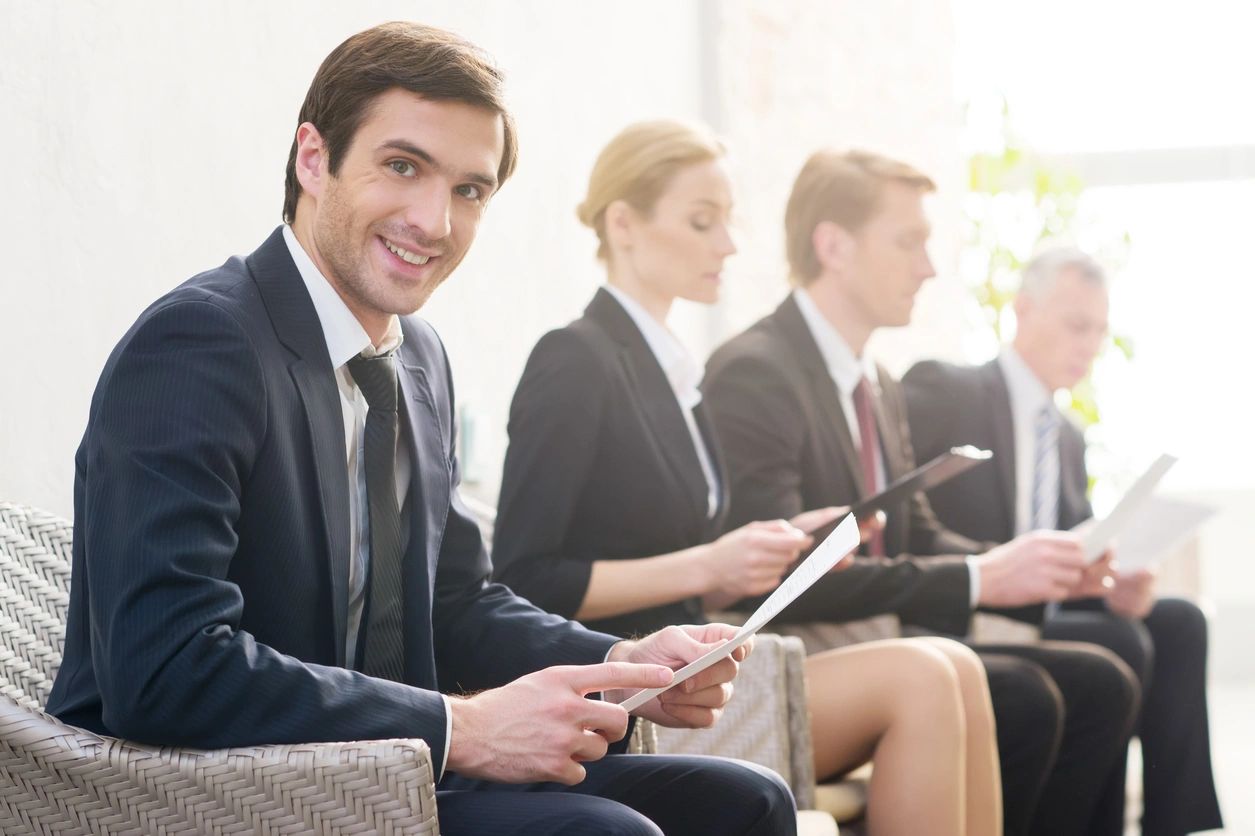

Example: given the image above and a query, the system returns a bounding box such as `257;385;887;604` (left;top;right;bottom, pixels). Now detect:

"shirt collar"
603;284;702;409
998;345;1053;418
282;224;403;368
792;287;878;394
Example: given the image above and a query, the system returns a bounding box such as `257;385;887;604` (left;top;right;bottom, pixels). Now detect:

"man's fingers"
576;699;632;742
749;528;811;551
555;759;588;786
677;655;739;694
570;728;611;764
660;702;722;729
661;680;733;708
560;661;673;695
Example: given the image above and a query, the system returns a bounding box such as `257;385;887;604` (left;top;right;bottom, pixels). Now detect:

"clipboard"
804;446;993;544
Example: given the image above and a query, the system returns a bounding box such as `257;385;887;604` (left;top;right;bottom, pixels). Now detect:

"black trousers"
438;753;796;835
1044;597;1224;836
975;640;1141;836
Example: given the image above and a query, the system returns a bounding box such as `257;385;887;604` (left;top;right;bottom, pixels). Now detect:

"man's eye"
389;160;416;176
455;183;483;200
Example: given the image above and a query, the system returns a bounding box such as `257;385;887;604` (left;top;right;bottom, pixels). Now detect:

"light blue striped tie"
1034;405;1062;615
1032;405;1061;530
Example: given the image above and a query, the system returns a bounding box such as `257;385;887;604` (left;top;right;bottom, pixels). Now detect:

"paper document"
618;514;860;712
1073;494;1214;571
1078;454;1178;563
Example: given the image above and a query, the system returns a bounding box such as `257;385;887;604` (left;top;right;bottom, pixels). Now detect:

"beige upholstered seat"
0;502;440;835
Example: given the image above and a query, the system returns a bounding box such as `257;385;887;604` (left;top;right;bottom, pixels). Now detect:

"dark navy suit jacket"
46;228;617;771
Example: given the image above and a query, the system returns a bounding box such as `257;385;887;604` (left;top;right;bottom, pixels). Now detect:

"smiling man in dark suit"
703;149;1141;836
45;22;795;836
902;246;1223;836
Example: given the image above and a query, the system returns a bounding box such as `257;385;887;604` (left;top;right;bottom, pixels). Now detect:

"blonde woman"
493;121;1002;836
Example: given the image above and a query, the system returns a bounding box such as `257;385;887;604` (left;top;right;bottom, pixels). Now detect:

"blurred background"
2;2;1250;831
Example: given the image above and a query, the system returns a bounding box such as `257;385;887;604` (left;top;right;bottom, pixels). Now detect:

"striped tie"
347;351;406;682
1031;405;1061;531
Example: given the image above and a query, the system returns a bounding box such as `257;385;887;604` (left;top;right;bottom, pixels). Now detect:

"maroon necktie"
852;377;886;556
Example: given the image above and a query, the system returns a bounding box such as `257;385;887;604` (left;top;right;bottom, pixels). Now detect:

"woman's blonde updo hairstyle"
576;119;725;261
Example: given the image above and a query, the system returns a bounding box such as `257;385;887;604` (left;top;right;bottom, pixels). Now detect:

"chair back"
0;503;72;710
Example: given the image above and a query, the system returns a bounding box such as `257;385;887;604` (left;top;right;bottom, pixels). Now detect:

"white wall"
0;0;964;514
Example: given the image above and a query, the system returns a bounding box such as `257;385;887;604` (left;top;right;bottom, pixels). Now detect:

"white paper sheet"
618;514;860;712
1079;453;1178;563
1074;494;1215;571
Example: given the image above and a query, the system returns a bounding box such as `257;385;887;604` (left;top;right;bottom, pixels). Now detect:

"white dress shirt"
282;226;451;773
998;346;1060;535
794;287;982;605
792;288;885;489
603;284;720;518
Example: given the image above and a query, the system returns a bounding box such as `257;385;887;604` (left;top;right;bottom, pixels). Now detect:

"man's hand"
789;506;865;573
974;530;1088;607
1069;551;1116;599
1105;567;1157;619
446;661;673;785
606;624;747;729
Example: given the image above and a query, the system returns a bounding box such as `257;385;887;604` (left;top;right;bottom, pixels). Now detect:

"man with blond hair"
704;149;1139;836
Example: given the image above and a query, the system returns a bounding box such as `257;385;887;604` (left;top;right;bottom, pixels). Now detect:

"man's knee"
709;758;797;836
1095;614;1155;685
1146;596;1208;655
1064;643;1141;734
436;790;664;836
983;655;1064;763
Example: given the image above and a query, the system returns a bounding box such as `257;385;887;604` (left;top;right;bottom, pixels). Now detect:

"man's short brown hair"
282;21;518;223
784;149;935;285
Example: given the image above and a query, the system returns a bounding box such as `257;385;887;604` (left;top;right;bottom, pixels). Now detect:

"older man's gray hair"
1018;246;1107;300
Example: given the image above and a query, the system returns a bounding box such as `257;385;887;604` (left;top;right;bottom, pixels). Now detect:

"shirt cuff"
440;694;453;777
965;556;981;608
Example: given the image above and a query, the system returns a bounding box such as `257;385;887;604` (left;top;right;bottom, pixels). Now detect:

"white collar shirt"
792;287;885;489
603;284;719;518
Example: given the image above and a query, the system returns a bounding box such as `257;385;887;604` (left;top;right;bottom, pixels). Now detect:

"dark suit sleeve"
79;300;447;758
490;328;608;618
704;351;975;635
702;352;810;528
884;370;986;557
901;360;958;468
429;329;617;693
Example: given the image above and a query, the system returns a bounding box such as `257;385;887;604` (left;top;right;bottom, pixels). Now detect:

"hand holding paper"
618;514;861;713
1079;454;1178;563
605;623;750;729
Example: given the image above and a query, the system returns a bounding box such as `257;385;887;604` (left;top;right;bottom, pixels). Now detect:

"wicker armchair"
0;502;440;835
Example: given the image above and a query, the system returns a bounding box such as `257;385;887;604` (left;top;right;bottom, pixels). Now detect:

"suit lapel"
248;227;352;667
871;367;904;481
774;297;866;497
397;356;450;594
983;361;1018;539
588;290;710;527
1057;422;1088;527
693;400;730;535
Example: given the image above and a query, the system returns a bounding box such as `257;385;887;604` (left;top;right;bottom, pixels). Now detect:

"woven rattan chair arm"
1;698;440;835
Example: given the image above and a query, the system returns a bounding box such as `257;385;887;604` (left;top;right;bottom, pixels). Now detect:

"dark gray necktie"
347;352;405;682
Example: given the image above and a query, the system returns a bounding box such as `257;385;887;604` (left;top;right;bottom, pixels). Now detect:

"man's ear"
293;122;328;200
812;220;856;274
